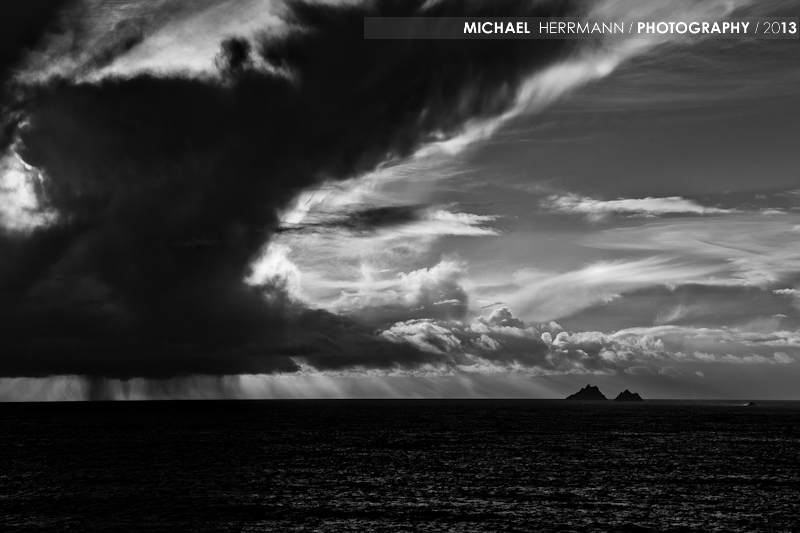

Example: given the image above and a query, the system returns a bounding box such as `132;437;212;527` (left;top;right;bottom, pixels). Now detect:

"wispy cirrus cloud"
583;216;800;287
417;0;757;156
654;303;712;325
247;205;499;306
475;256;720;323
464;216;800;326
246;164;501;317
543;193;734;221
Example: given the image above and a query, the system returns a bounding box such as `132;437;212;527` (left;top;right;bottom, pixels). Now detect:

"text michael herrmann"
463;21;626;34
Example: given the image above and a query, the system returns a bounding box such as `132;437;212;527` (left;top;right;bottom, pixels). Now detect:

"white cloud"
17;0;286;83
245;242;305;301
388;209;499;239
380;318;464;355
0;150;57;232
543;194;733;221
774;288;800;298
327;258;468;317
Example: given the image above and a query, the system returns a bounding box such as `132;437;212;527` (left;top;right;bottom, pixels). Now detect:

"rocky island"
566;384;608;400
614;389;644;401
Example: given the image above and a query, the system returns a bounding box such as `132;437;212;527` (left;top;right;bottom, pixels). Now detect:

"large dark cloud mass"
0;0;578;379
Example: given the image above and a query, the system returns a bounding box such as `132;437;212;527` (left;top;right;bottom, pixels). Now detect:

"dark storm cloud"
0;0;76;83
0;0;579;379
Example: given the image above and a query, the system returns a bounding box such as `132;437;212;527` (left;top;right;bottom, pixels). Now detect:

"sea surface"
1;400;799;532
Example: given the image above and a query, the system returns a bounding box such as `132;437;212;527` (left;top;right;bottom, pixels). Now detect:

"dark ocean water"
1;400;799;532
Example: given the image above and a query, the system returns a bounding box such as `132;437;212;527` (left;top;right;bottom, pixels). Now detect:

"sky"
0;0;798;401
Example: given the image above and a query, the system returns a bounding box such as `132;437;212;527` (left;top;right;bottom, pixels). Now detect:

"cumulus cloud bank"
378;307;798;376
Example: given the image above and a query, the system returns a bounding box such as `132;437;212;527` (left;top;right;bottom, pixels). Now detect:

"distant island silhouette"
615;389;644;401
566;384;607;400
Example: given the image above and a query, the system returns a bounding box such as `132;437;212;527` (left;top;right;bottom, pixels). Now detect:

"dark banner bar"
364;17;799;40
